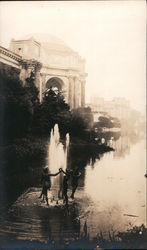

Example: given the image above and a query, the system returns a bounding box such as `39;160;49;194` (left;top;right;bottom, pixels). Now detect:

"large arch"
46;77;64;92
1;35;86;108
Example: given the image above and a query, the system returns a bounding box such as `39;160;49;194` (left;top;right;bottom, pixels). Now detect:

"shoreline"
0;187;146;250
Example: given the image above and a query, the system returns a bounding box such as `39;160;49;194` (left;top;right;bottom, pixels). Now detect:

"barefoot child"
39;166;61;205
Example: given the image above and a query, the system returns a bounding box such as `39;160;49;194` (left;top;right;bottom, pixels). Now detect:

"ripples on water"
0;135;146;243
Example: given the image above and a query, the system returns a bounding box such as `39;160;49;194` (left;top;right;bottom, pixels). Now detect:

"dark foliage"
97;116;114;128
93;114;121;130
0;62;94;142
24;72;40;134
70;107;93;139
0;75;30;142
36;88;71;137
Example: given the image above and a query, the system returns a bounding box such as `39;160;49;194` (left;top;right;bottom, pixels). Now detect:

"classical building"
90;96;131;120
0;34;87;109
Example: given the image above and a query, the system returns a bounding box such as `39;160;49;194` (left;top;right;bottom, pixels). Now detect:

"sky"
0;1;146;114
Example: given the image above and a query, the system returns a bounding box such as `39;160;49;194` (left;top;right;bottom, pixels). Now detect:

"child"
59;168;71;208
70;170;81;199
39;166;61;205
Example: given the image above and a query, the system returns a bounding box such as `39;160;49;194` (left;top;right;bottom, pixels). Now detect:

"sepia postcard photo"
0;1;146;249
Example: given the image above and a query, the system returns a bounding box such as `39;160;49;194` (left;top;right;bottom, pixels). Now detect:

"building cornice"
42;64;84;73
0;46;22;62
11;38;41;46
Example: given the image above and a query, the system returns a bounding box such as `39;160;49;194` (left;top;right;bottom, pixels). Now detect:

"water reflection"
0;189;81;242
68;131;146;238
113;131;143;158
84;138;146;236
0;132;146;243
113;136;130;158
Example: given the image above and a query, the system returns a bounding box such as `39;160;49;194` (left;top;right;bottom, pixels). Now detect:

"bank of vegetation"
0;63;114;162
0;63;114;207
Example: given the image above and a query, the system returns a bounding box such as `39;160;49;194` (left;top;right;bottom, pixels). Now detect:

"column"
68;76;74;109
74;77;81;108
81;80;86;107
34;62;42;102
40;74;46;97
62;79;68;104
19;61;28;86
78;80;81;107
74;77;78;108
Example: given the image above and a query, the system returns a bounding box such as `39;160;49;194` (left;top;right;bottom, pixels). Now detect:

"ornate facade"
0;35;86;109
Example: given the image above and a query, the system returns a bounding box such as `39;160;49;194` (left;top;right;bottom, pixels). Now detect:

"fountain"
46;124;70;201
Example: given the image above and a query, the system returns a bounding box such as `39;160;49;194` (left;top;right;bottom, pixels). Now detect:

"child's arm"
59;168;72;176
49;169;62;176
61;169;67;175
59;168;66;175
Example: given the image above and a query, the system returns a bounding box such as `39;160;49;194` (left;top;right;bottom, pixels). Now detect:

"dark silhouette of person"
70;170;81;199
58;172;63;199
59;168;71;208
39;166;61;205
63;175;69;208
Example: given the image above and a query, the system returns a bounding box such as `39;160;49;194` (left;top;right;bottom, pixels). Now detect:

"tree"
0;65;40;142
97;116;114;129
24;71;40;111
24;71;40;134
111;117;121;128
37;88;71;136
0;74;33;142
70;107;94;138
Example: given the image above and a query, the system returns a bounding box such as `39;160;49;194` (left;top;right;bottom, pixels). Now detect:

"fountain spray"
46;124;70;200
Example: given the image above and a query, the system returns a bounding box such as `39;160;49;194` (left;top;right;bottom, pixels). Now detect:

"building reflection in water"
113;131;142;158
84;137;146;237
113;136;130;158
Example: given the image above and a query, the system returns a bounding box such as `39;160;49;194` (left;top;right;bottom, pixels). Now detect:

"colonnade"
19;59;86;109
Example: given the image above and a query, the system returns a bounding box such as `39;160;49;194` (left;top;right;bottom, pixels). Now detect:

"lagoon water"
82;137;146;237
0;133;146;242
